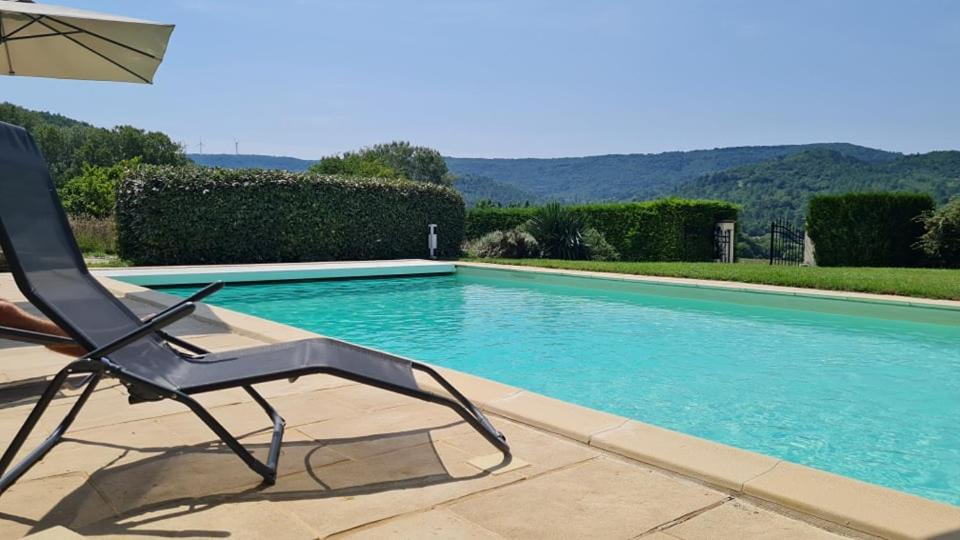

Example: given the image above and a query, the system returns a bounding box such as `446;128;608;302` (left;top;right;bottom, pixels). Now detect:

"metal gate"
769;218;804;266
714;225;732;263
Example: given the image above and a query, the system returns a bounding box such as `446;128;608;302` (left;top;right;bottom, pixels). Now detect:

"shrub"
807;192;934;267
59;158;140;218
465;198;737;262
463;227;539;258
526;202;589;259
916;198;960;268
70;216;117;255
117;166;465;265
583;227;620;261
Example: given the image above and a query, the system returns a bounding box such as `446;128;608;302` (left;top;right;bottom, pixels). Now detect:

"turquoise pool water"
159;268;960;506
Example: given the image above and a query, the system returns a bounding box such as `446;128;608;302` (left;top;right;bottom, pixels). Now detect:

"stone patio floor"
0;277;863;539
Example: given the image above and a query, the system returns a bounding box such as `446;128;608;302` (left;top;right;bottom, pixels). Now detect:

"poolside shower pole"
428;224;438;259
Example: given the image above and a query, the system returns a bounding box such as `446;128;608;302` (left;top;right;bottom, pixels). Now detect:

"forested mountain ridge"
452;174;538;206
675;149;960;234
188;153;318;172
189;143;901;205
444;143;900;202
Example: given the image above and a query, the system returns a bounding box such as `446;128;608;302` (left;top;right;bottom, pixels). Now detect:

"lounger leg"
0;363;102;495
410;364;510;456
173;389;285;485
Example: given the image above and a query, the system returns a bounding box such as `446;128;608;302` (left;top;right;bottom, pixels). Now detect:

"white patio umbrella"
0;0;173;83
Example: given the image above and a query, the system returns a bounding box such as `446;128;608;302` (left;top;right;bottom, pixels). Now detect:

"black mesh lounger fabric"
0;120;418;396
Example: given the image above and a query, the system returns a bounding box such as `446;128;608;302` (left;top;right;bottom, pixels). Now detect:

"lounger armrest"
141;281;223;325
84;303;196;362
0;326;76;347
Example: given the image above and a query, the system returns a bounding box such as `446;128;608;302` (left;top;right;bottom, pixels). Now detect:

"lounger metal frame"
0;283;511;495
0;119;509;497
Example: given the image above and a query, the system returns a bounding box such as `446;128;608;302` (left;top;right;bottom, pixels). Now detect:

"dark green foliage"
465;207;538;239
526;203;589;259
453;174;538;207
309;141;452;185
806;192;934;267
0;102;187;185
676;149;960;235
736;233;770;260
59;158;140;218
117;166;465;265
916;198;960;268
463;227;539;259
69;217;117;255
466;199;737;262
582;228;620;261
367;141;451;185
447;143;898;202
309;152;400;179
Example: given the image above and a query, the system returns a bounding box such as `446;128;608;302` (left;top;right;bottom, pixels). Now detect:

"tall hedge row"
117;166;465;265
806;192;934;267
466;199;738;262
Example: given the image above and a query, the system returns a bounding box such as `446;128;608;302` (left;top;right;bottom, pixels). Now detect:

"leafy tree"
310;141;452;185
0;102;186;186
917;198;960;267
59;158;141;218
308;152;400;179
473;199;500;209
366;141;452;185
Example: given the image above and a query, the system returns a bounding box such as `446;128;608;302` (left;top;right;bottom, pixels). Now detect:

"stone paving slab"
0;274;868;539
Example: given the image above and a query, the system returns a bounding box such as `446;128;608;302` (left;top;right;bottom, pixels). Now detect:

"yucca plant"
526;202;589;259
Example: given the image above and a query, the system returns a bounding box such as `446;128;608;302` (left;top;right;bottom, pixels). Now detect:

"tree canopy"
308;141;452;185
0;102;187;186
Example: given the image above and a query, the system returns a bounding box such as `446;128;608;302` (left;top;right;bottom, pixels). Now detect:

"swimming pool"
159;266;960;506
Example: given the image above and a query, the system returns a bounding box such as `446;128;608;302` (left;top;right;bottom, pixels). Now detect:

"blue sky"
4;0;959;158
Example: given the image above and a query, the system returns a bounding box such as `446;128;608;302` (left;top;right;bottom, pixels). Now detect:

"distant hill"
453;174;538;206
0;102;92;130
675;149;960;235
188;153;318;172
445;143;899;202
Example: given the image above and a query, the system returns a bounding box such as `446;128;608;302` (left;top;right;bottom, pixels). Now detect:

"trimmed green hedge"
806;192;934;267
466;199;738;262
117;166;465;265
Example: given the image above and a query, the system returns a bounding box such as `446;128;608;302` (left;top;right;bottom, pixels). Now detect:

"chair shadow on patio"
15;420;504;538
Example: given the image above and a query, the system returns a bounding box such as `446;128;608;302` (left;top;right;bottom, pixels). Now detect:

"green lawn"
462;258;960;301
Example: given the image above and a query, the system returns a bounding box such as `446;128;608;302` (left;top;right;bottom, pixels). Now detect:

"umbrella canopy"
0;0;173;84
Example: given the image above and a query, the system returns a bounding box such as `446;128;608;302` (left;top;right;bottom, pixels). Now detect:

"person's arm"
0;300;87;357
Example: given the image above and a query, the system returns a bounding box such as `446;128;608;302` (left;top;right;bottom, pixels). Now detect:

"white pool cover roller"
0;0;173;83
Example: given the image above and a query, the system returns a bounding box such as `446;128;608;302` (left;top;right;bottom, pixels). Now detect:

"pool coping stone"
455;261;960;312
99;272;960;540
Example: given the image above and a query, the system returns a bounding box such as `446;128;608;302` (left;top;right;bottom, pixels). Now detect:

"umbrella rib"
43;14;160;60
4;30;83;42
2;15;41;40
30;16;150;83
0;13;13;75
